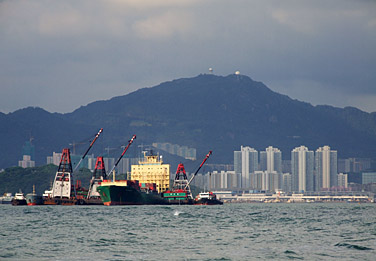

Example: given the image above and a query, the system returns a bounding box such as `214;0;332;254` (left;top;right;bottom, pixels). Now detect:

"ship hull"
162;191;194;205
165;200;193;205
43;197;77;205
26;194;43;206
97;185;167;206
194;198;223;205
0;199;13;204
11;199;27;206
83;198;103;205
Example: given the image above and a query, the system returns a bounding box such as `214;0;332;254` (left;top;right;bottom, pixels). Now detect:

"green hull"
97;185;167;205
162;191;194;205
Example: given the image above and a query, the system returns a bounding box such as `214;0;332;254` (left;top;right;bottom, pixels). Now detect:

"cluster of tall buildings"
152;142;196;160
17;138;374;193
206;145;344;193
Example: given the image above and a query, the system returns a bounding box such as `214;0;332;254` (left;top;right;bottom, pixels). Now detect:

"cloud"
133;11;193;40
38;9;89;37
368;18;376;28
0;0;375;113
108;0;197;8
271;8;317;34
270;2;375;35
266;78;376;113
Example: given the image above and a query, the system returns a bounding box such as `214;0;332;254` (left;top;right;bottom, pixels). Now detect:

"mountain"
1;74;376;169
0;165;93;195
0;107;94;168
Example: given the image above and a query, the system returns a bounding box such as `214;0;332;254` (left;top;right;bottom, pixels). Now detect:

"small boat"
11;191;27;206
0;193;13;204
194;191;223;205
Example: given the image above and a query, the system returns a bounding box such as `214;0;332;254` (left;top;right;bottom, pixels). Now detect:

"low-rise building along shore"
213;191;375;203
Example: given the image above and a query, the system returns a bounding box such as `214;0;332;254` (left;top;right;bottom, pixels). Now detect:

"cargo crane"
86;156;106;204
69;141;86;155
48;148;74;204
45;128;103;205
162;151;212;205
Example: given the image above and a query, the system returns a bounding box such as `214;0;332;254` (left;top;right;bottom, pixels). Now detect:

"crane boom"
73;128;103;173
71;128;103;198
107;135;136;178
186;150;212;188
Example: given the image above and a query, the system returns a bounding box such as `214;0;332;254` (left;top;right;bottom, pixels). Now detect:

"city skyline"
17;141;373;169
230;144;367;193
10;141;376;196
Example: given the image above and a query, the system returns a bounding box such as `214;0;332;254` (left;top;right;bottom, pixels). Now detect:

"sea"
0;203;375;260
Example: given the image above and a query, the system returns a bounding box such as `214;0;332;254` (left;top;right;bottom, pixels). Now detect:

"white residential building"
260;146;282;174
234;146;258;189
19;155;35;168
337;173;348;188
315;146;338;191
291;146;314;192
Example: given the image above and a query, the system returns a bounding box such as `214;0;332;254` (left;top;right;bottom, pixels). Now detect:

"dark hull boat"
194;192;223;205
12;192;27;206
97;180;167;206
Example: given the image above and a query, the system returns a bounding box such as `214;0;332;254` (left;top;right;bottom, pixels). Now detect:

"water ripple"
0;203;375;260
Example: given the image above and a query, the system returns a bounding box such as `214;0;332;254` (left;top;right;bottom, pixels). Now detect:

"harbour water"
1;203;375;260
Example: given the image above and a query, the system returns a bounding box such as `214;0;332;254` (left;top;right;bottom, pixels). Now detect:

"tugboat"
11;191;27;206
162;151;212;205
194;191;223;205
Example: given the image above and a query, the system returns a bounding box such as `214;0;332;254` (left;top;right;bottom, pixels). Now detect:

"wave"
335;242;373;251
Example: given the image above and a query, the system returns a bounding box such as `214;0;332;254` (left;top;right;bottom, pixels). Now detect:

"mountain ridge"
1;74;376;168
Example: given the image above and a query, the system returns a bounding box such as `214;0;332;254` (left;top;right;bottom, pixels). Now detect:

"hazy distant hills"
1;74;376;169
0;107;93;169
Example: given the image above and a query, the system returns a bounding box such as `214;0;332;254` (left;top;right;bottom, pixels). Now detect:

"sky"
1;0;375;114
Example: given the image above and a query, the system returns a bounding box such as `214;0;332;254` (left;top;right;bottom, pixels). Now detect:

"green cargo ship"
97;180;167;205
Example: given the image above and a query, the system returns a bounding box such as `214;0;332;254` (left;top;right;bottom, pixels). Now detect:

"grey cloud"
0;0;375;113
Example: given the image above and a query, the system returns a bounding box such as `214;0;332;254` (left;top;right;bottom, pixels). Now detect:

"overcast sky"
1;0;375;114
